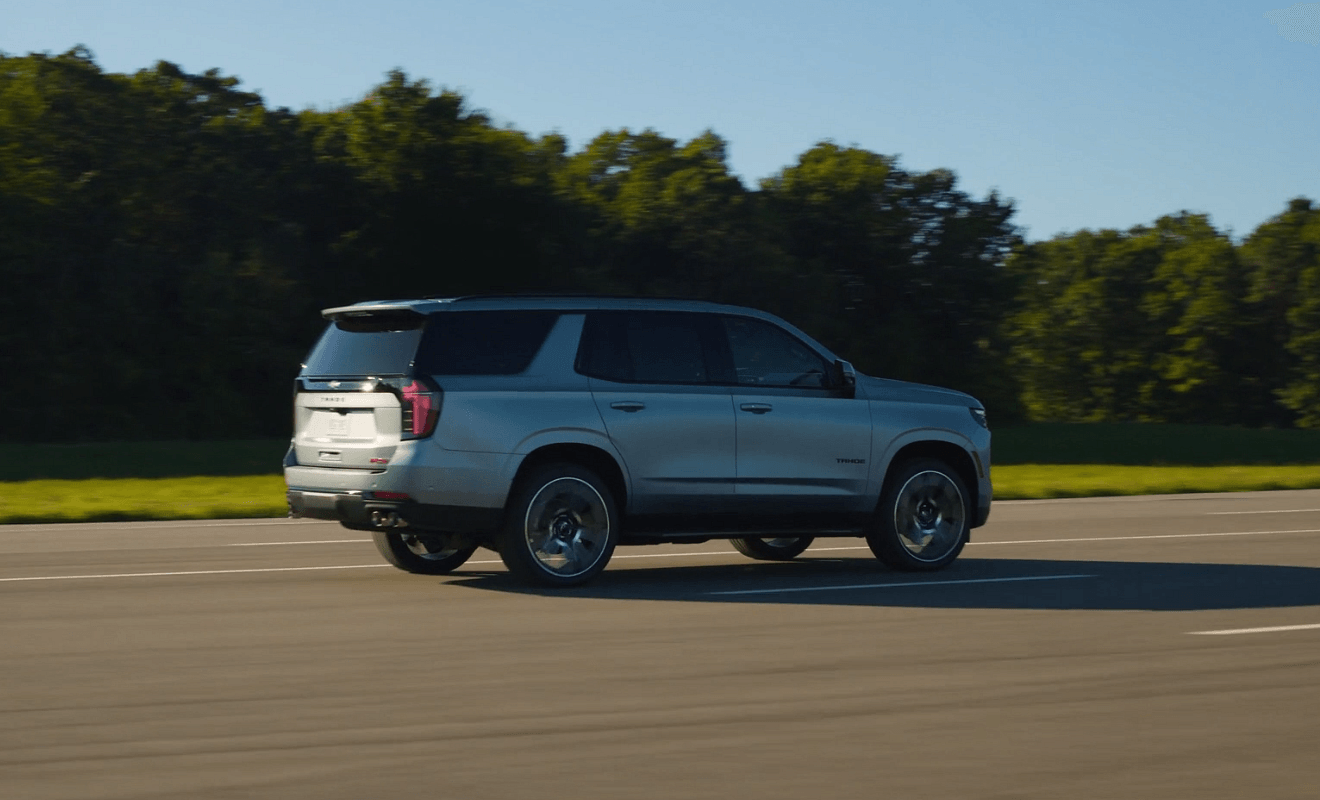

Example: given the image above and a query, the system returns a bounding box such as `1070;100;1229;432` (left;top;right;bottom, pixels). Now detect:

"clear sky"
3;0;1317;242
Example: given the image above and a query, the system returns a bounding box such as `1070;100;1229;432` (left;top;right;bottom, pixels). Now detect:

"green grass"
0;476;289;524
994;464;1320;500
1;425;1318;524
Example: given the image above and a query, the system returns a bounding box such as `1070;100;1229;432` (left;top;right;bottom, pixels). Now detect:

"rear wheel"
372;531;479;575
867;458;970;571
729;536;814;561
499;463;619;587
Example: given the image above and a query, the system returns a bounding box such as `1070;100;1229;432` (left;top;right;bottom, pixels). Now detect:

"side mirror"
832;359;857;397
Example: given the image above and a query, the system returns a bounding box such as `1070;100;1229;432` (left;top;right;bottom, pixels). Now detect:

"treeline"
1;48;1317;442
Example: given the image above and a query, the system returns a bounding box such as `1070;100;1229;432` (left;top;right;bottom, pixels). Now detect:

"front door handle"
739;403;773;414
610;401;646;412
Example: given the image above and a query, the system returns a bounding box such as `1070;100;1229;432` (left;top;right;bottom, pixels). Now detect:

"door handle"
739;403;773;414
610;401;646;412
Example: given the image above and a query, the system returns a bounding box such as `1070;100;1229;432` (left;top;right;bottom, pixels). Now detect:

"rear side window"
302;313;425;377
414;311;559;375
577;311;726;384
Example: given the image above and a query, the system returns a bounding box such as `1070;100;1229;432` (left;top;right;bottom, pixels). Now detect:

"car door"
579;311;738;515
720;315;873;513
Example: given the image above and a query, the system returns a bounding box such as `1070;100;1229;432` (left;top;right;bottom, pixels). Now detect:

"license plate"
327;416;349;436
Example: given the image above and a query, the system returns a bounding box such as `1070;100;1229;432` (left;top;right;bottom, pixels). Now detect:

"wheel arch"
510;442;630;516
874;436;980;517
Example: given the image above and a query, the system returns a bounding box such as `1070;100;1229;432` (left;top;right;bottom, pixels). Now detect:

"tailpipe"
370;510;408;528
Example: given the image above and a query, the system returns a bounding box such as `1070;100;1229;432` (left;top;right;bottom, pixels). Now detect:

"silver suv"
285;296;992;586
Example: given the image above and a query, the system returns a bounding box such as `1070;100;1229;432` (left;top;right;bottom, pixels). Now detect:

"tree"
760;142;1020;408
312;70;573;303
1006;229;1160;421
1139;213;1257;423
554;128;784;304
1241;197;1320;427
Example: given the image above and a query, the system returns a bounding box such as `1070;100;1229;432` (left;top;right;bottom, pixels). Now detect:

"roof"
317;294;839;361
322;294;749;318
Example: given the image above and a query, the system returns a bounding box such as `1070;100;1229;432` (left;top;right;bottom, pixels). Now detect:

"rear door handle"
610;401;646;412
739;403;773;414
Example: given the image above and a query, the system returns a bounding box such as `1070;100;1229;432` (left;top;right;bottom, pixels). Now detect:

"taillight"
400;379;440;439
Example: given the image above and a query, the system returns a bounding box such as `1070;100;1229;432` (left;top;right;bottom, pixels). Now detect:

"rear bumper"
286;489;503;534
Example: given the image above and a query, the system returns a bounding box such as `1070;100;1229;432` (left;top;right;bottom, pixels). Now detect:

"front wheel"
730;536;815;561
498;463;619;587
372;531;479;575
867;458;970;571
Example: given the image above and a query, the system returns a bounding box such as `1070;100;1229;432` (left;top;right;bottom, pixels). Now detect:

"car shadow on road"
442;555;1320;611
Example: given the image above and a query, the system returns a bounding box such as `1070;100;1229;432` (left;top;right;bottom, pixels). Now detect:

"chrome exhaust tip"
370;510;407;528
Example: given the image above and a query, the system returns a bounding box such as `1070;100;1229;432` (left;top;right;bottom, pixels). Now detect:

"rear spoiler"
321;304;427;322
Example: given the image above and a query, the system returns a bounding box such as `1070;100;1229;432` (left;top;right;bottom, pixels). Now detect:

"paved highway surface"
3;490;1320;799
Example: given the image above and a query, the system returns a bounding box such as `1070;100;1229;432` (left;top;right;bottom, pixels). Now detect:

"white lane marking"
0;547;870;582
708;574;1096;596
1188;623;1320;636
0;564;391;582
8;529;1320;583
230;539;372;546
1206;509;1320;515
973;529;1320;546
242;529;1320;552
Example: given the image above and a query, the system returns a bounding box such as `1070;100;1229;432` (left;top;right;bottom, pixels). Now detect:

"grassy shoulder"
0;476;288;524
2;464;1319;524
1;425;1317;524
993;464;1320;500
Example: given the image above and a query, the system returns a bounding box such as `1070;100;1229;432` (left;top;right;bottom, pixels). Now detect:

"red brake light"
400;380;440;439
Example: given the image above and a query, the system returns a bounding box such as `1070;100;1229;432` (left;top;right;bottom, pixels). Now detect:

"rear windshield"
301;310;558;378
302;313;426;377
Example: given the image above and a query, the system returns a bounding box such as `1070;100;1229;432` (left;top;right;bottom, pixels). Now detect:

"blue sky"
3;0;1317;242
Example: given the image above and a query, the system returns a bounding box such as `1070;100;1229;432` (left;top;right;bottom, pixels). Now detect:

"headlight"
969;407;988;429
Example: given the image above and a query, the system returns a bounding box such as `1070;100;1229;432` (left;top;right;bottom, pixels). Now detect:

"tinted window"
578;312;721;384
415;311;558;375
723;316;828;388
302;314;425;377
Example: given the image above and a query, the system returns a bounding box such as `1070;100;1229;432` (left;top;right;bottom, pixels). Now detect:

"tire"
730;536;815;561
498;463;619;587
372;531;479;575
867;458;970;571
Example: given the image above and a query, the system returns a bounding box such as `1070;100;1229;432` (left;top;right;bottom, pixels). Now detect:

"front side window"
722;316;829;388
578;312;721;384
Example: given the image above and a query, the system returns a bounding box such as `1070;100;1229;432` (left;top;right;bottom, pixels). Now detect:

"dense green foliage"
2;49;1318;441
1006;206;1320;426
991;423;1320;466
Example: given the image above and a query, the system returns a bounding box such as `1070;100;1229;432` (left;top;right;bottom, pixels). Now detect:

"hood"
858;375;981;407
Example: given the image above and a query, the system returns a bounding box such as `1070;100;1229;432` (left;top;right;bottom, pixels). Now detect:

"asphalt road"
3;490;1320;799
